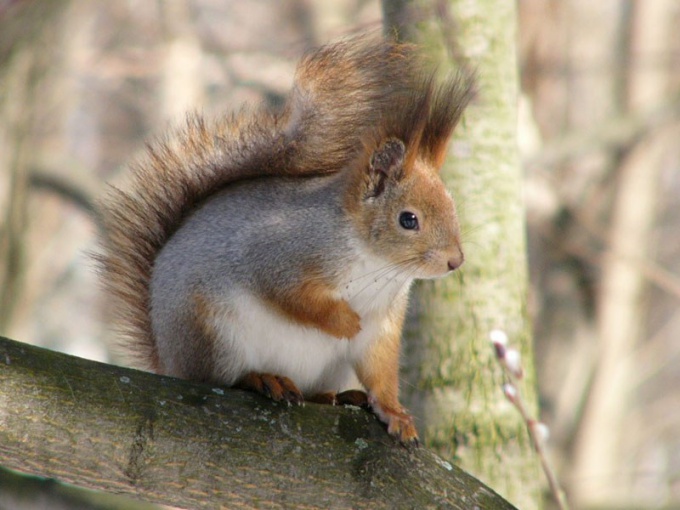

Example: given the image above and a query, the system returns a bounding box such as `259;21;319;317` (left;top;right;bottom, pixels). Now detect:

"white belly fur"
211;252;412;394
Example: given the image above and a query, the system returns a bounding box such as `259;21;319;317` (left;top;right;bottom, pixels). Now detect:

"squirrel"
98;36;474;444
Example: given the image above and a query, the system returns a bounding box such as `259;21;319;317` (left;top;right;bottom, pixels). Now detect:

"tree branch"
0;336;516;509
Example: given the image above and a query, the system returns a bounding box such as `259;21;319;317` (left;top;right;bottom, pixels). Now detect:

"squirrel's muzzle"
447;249;464;272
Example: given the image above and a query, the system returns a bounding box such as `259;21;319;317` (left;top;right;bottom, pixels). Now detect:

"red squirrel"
98;36;474;443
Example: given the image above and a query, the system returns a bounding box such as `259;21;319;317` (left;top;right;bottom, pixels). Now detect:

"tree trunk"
384;1;542;509
0;336;516;510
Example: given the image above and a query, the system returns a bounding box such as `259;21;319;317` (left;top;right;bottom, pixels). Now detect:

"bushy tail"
96;35;463;371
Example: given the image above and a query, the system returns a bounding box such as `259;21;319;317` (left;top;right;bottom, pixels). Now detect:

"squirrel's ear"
366;139;406;197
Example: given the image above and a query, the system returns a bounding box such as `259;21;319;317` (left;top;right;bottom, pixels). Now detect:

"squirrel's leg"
266;278;361;339
355;323;418;444
235;372;304;405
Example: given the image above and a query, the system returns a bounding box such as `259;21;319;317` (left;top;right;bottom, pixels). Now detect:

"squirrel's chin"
418;269;455;280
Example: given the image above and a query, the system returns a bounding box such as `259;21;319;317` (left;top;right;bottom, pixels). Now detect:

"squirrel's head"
345;137;463;279
343;71;473;279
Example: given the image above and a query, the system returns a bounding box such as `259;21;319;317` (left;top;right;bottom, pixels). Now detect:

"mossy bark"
384;1;542;508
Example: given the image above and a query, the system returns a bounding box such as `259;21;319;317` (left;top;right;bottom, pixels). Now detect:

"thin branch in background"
490;329;571;510
29;169;98;218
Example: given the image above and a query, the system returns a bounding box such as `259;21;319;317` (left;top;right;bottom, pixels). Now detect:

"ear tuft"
369;67;475;173
421;70;476;168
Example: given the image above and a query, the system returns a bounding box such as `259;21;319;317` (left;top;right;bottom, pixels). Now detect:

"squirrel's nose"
447;250;464;271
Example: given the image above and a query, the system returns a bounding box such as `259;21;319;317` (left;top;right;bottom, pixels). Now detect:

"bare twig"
490;329;571;510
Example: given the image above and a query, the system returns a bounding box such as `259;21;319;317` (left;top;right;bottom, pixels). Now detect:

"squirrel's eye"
399;211;419;230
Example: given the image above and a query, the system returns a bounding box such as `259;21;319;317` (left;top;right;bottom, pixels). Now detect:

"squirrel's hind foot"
235;372;304;405
335;389;369;407
307;389;369;407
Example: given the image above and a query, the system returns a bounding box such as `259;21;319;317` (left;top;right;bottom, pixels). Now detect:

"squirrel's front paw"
385;408;419;445
369;396;419;445
325;300;361;339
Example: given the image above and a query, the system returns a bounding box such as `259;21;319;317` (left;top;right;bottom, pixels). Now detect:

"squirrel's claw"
385;410;419;445
368;395;420;445
236;372;304;405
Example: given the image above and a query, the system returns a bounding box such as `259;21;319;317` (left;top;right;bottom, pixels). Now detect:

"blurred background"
0;1;679;508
